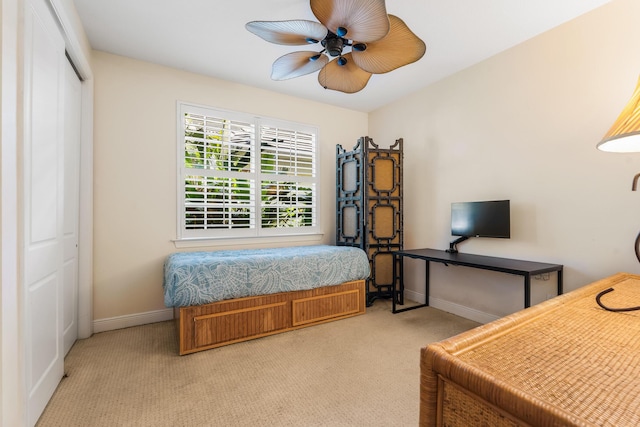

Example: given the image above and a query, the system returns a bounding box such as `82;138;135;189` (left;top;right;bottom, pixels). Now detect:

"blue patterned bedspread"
163;245;370;307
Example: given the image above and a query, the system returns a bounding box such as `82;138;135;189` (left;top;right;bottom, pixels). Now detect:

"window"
178;102;319;240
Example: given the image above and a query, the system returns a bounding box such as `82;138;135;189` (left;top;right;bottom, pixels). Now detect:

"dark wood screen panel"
336;137;403;305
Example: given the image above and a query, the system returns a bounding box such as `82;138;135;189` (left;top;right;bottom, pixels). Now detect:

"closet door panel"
23;0;66;424
63;58;82;355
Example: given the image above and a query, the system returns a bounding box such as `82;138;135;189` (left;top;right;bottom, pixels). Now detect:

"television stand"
391;248;563;313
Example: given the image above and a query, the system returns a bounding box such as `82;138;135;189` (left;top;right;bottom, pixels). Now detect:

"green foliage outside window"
184;114;314;230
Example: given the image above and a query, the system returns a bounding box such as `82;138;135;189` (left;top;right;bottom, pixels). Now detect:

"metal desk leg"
397;255;404;306
392;253;399;313
557;268;563;296
392;254;429;314
524;274;531;308
424;260;430;306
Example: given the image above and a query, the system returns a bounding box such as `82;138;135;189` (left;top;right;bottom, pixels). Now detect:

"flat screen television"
447;200;510;253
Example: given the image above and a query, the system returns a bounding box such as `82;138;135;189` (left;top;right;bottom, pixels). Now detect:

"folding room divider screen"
336;136;403;305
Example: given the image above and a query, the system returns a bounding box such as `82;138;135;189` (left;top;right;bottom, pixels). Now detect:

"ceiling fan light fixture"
246;0;426;93
323;34;345;57
352;43;367;52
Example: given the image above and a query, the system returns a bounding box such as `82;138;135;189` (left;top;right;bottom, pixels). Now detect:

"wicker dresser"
420;272;640;427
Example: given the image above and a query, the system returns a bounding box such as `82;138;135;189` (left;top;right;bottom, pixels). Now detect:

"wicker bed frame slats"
292;289;362;326
177;279;365;355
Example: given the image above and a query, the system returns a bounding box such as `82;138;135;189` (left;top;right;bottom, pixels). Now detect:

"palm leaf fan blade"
318;53;371;93
351;15;426;74
271;51;329;80
310;0;389;43
245;20;328;45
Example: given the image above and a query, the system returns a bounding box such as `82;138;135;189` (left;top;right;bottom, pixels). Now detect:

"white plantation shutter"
259;125;317;230
260;127;315;176
179;103;318;239
184;176;255;230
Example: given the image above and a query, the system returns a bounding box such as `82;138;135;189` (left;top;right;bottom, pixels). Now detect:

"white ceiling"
73;0;612;113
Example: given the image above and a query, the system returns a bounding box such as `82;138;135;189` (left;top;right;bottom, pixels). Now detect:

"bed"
420;272;640;426
164;245;370;355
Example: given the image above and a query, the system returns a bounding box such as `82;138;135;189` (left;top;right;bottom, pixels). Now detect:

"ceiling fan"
246;0;426;94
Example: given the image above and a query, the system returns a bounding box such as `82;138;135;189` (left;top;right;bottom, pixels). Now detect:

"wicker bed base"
175;279;366;355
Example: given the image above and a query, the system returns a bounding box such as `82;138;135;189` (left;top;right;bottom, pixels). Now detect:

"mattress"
163;245;370;307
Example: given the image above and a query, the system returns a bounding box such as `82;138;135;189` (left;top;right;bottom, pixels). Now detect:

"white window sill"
172;232;325;249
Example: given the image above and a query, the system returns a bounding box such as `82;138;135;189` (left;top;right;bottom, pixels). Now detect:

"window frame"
176;101;321;242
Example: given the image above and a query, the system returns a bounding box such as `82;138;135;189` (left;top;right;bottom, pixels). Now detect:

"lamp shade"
598;76;640;152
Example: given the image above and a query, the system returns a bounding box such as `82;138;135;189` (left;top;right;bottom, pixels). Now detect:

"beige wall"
92;51;368;320
369;0;640;319
93;0;640;324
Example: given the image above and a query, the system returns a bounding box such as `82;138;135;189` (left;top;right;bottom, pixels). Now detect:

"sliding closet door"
23;0;66;424
63;59;81;355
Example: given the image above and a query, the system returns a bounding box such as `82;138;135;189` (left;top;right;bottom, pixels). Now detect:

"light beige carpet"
36;301;480;427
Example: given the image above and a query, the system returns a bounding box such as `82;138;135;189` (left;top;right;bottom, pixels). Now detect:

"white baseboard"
93;308;174;333
92;293;500;333
402;289;426;306
403;289;500;324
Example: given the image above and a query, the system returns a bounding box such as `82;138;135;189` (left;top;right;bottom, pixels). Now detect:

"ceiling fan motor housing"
322;32;345;57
